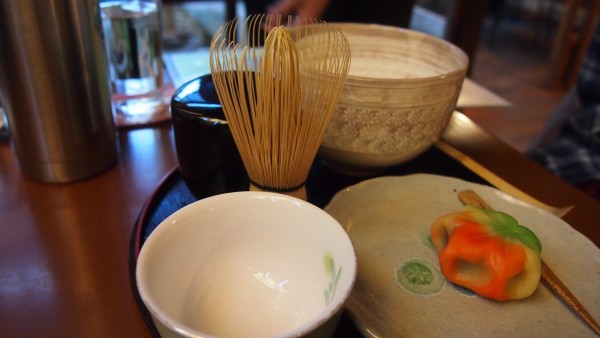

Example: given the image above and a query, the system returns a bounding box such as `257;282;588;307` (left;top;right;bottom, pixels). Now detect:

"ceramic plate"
324;174;600;337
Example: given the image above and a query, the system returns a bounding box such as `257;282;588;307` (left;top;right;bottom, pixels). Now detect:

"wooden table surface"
0;112;598;337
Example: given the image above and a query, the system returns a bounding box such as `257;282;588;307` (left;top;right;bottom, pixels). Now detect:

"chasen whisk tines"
209;15;350;200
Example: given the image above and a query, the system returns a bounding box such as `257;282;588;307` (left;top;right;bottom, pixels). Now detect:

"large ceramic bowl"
319;23;468;175
136;191;356;338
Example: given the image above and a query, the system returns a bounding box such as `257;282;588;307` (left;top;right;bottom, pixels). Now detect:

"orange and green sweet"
430;206;542;301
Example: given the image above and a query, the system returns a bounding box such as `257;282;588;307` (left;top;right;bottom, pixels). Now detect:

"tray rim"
128;166;180;337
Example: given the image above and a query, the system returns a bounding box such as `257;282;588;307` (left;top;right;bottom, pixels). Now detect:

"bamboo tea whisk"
209;15;350;200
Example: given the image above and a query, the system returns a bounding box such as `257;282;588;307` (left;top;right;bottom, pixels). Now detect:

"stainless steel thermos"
0;0;117;182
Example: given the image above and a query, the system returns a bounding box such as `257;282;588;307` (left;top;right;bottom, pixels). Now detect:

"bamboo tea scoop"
458;190;600;336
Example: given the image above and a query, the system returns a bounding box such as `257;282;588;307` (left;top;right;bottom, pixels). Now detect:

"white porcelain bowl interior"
136;191;356;338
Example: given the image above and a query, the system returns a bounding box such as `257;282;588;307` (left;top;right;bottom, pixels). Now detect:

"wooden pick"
458;190;600;336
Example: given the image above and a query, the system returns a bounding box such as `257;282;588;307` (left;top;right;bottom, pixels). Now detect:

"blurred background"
158;0;598;153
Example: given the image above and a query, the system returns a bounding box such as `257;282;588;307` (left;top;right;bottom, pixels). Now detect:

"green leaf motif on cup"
324;253;342;305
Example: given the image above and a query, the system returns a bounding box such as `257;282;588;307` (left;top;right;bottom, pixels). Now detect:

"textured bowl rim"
329;22;469;85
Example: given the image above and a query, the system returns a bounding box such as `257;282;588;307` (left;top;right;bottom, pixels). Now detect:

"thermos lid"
171;73;226;122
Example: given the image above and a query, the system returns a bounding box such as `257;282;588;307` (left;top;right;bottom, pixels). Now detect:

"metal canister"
0;0;117;182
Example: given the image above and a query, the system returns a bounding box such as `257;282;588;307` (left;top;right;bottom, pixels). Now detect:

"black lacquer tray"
129;146;487;337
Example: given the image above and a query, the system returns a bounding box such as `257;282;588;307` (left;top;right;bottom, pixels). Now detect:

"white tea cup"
136;191;356;338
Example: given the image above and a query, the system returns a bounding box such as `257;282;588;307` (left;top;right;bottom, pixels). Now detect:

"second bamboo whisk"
209;15;350;200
